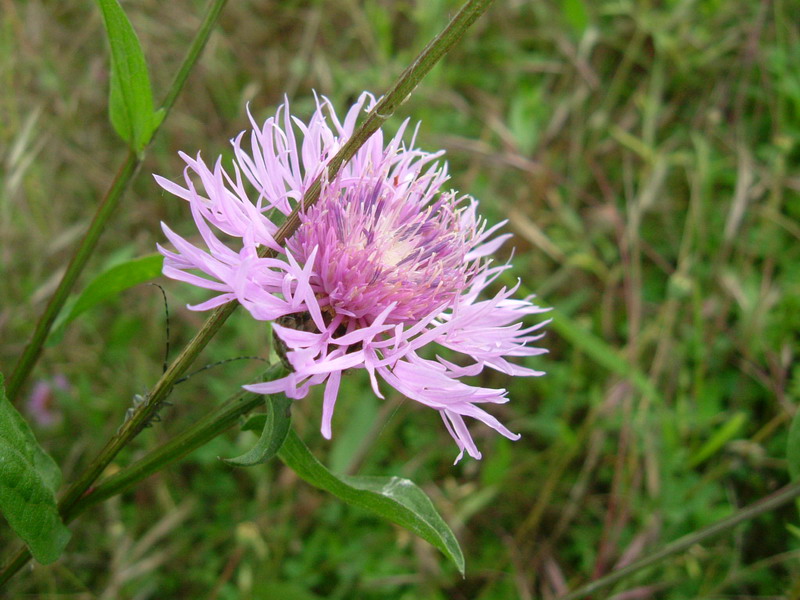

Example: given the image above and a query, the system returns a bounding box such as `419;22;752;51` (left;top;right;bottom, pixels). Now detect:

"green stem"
0;0;494;585
68;365;284;519
277;0;495;237
56;0;495;523
6;0;229;403
556;480;800;600
0;365;283;586
156;0;229;119
6;151;137;401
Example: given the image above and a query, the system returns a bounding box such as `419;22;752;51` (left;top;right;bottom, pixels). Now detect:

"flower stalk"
556;480;800;600
6;0;230;403
277;0;495;236
69;366;285;519
0;0;495;585
0;366;283;586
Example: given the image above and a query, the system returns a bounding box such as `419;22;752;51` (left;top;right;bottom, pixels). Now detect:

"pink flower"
156;92;548;462
27;374;69;427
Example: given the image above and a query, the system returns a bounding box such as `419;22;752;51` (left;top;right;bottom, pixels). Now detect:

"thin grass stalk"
556;480;800;600
0;0;494;585
6;0;230;403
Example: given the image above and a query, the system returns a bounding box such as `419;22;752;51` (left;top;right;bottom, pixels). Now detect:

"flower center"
286;176;473;325
380;238;413;268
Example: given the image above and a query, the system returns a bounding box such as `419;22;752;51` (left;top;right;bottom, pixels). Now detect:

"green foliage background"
2;0;800;597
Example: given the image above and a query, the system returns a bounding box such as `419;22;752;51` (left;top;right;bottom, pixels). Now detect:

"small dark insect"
274;310;362;370
118;284;269;433
117;284;171;433
274;312;318;369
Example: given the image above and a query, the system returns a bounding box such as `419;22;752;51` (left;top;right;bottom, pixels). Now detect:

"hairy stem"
0;366;284;586
7;150;136;401
0;0;494;585
6;0;229;403
556;480;800;600
69;365;285;519
277;0;494;236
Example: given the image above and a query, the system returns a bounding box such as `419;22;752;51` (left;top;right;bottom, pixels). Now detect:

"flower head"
156;92;548;462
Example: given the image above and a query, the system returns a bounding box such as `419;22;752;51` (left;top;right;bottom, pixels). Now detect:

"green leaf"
787;408;800;480
278;429;465;575
97;0;160;152
329;392;378;473
562;0;589;33
224;395;293;466
0;373;71;564
50;254;164;340
787;523;800;540
152;107;167;131
688;412;747;468
241;414;266;433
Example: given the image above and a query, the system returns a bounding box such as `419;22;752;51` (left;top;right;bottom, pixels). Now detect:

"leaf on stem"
96;0;162;153
0;374;71;564
224;395;293;466
49;254;164;344
278;429;466;575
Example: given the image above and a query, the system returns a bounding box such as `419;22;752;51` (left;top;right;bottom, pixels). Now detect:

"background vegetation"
2;0;800;597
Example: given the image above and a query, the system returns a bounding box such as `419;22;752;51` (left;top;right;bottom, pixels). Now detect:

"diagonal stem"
556;480;800;600
0;366;284;586
275;0;495;238
68;365;285;520
6;0;230;403
53;0;496;522
0;0;494;585
6;150;136;401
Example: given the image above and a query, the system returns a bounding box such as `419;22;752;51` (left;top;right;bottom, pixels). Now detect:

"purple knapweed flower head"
156;92;549;463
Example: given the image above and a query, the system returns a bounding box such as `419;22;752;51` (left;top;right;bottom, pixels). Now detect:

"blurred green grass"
2;0;800;597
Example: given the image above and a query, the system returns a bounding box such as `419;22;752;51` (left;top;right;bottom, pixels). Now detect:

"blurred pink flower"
156;92;548;462
27;374;69;427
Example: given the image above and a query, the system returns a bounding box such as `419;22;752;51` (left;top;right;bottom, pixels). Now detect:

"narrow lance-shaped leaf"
224;395;293;466
49;254;164;344
278;429;465;575
97;0;163;153
0;373;71;564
